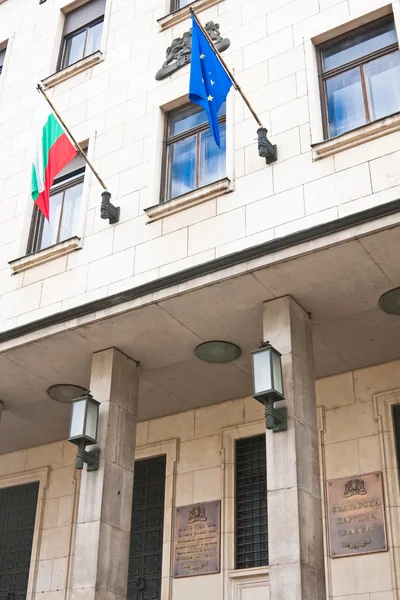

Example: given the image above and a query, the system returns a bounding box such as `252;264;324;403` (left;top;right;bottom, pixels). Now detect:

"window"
393;404;400;481
235;434;268;569
319;17;400;139
59;0;105;70
163;103;226;202
127;456;166;600
28;152;85;254
0;45;7;76
170;0;192;10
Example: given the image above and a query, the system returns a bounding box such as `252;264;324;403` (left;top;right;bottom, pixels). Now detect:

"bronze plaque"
327;471;387;558
173;501;220;577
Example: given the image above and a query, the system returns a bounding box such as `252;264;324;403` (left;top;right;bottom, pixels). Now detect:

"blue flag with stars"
189;16;233;148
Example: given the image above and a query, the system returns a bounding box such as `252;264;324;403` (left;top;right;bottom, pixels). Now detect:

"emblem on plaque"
327;472;387;558
173;500;221;577
343;478;367;498
155;22;230;81
188;504;207;523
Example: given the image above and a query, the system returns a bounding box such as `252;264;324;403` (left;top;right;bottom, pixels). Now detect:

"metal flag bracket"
257;128;278;164
101;191;120;224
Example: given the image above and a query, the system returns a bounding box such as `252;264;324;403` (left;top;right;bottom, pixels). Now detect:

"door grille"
0;482;39;600
127;456;166;600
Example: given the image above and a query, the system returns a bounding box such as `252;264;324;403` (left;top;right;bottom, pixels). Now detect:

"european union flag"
189;16;233;148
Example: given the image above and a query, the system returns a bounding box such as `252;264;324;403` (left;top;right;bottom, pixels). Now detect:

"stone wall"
3;358;400;599
0;441;79;600
317;359;400;600
1;0;400;328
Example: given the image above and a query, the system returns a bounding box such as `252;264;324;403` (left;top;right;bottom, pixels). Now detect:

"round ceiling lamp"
379;287;400;316
47;384;87;404
194;341;242;363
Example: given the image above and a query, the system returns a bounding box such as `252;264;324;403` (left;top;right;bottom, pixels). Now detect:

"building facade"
1;0;400;599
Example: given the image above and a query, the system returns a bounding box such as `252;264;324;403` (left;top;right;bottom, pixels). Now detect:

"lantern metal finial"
251;341;287;433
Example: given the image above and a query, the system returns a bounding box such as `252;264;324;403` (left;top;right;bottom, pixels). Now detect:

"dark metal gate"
0;482;39;600
127;456;166;600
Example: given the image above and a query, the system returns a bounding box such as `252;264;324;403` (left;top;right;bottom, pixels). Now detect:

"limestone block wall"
0;440;79;600
1;0;400;328
135;396;268;600
316;358;400;600
3;360;400;600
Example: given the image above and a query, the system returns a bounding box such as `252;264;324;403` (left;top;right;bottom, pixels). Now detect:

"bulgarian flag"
31;99;77;221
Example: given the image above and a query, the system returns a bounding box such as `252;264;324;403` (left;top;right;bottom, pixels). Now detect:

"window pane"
85;20;103;56
0;47;6;75
168;136;197;199
169;103;226;136
59;182;83;241
170;106;208;136
63;0;105;35
323;21;397;72
199;124;226;187
177;0;192;7
364;51;400;121
64;30;86;67
326;67;366;137
39;192;63;250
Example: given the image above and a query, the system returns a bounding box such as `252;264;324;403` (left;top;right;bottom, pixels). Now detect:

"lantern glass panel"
272;350;283;396
70;399;86;438
85;399;98;441
253;348;272;395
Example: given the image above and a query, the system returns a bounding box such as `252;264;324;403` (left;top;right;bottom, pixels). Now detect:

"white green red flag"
31;100;77;221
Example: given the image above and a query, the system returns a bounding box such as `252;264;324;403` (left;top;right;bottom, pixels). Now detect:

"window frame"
27;167;85;255
161;104;226;203
0;45;7;76
317;15;399;140
170;0;193;12
392;404;400;486
59;15;104;71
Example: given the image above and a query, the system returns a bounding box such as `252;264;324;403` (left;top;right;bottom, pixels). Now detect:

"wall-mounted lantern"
251;342;287;432
68;392;100;471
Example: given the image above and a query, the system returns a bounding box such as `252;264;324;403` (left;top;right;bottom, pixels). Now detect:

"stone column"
70;348;139;600
263;297;326;600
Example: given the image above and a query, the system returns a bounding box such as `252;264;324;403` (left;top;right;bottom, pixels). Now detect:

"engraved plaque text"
327;471;387;558
173;501;220;577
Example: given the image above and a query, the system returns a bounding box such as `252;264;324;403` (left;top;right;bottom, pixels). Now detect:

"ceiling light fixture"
379;287;400;316
47;384;87;404
194;340;242;363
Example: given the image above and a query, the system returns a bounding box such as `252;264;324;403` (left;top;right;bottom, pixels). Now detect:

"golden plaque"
173;501;221;577
327;471;387;558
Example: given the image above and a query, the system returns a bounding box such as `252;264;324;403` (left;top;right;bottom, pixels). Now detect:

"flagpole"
36;84;107;191
189;7;263;129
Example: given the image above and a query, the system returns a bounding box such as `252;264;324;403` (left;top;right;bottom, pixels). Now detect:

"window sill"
158;0;225;31
145;177;232;222
41;51;104;89
312;111;400;160
9;237;81;274
229;566;269;579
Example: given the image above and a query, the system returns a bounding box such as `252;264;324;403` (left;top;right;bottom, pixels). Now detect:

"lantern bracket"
265;396;288;433
76;440;100;471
